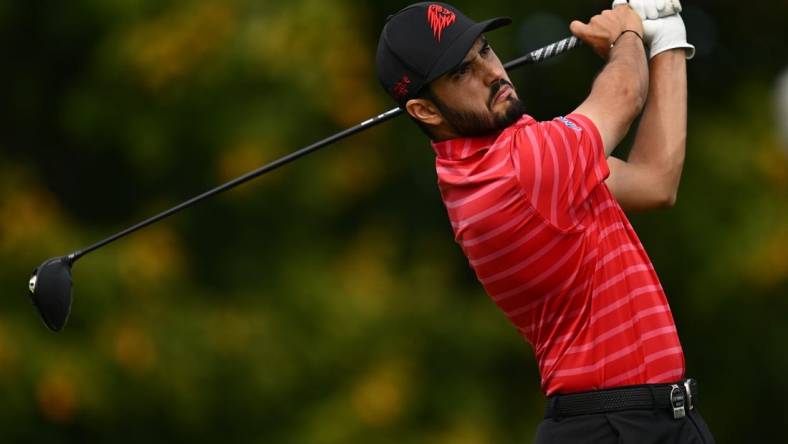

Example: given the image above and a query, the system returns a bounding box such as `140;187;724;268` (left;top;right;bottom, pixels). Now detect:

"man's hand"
570;5;644;59
612;0;682;20
612;0;695;59
643;15;695;59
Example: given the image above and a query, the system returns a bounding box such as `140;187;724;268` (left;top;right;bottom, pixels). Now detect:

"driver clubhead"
29;256;73;332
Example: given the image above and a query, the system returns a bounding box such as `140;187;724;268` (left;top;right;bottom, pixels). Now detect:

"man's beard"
434;80;526;138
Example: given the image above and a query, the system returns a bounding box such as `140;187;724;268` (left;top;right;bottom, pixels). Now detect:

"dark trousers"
534;408;715;444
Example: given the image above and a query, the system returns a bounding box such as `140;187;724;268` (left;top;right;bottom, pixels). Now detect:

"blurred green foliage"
1;0;786;442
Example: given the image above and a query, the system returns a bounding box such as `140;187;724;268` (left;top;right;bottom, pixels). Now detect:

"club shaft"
72;108;404;261
71;35;581;261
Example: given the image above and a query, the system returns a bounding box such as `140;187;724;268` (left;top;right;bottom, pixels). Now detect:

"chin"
496;97;523;114
492;97;527;129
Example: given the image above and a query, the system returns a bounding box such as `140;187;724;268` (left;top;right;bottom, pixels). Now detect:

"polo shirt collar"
430;115;533;160
431;132;500;160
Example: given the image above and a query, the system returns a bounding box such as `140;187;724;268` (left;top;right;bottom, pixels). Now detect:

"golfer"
376;2;715;442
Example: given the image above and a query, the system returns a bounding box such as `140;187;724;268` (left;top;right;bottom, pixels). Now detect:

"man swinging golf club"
377;1;715;442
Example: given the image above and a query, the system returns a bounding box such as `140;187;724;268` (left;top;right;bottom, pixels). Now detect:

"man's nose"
481;59;506;86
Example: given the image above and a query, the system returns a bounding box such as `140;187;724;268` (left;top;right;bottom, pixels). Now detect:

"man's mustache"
489;79;514;108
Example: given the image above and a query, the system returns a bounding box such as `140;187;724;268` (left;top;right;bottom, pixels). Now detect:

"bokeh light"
776;66;788;151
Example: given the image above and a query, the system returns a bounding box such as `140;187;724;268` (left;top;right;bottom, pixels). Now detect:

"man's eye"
481;44;492;55
454;66;469;79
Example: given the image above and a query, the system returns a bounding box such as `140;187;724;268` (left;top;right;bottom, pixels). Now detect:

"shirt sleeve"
511;113;608;230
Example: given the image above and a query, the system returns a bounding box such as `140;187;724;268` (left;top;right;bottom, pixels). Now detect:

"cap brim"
425;17;512;84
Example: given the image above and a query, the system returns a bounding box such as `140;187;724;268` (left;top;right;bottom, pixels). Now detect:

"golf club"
27;35;582;332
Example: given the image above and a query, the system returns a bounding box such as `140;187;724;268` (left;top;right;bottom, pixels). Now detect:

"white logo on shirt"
558;116;581;131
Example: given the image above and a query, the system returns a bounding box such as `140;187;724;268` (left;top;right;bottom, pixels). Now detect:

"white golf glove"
642;14;695;59
612;0;682;20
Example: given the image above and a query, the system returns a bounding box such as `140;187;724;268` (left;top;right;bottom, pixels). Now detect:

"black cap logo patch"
427;4;456;42
392;74;412;100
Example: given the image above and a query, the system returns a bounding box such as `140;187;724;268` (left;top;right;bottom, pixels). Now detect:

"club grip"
504;36;582;71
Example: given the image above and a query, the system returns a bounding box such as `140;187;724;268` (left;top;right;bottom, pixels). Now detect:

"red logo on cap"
392;74;411;100
427;4;456;42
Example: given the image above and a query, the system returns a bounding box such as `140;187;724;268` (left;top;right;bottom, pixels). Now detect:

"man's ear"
405;98;444;127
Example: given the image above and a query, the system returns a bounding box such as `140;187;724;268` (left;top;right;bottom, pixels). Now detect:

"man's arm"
570;7;649;156
606;50;687;210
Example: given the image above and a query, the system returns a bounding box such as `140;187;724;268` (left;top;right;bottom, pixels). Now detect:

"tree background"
1;0;786;442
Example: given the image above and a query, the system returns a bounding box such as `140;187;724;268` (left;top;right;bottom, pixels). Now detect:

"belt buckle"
683;379;695;411
670;384;686;419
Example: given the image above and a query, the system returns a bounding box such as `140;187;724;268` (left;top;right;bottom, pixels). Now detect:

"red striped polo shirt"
432;114;685;396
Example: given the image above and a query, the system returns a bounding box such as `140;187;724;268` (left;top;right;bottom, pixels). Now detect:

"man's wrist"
611;29;645;49
650;48;687;60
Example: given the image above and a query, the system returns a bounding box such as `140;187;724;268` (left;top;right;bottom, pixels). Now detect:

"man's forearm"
575;31;649;155
602;32;650;119
626;49;687;204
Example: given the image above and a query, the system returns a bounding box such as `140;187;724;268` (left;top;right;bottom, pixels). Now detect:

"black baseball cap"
376;2;511;106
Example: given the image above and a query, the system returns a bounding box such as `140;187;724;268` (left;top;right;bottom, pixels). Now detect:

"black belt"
545;378;699;419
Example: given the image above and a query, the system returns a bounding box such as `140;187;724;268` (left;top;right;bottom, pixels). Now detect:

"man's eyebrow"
447;59;472;77
447;37;489;76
